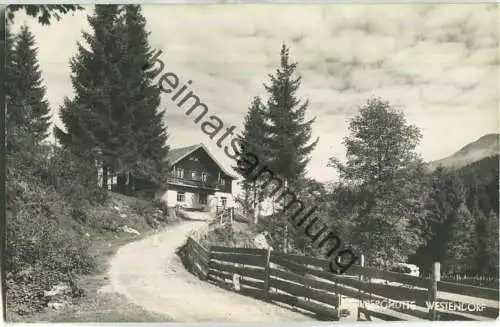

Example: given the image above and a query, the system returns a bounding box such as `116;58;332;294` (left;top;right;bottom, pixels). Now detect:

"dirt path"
106;220;314;322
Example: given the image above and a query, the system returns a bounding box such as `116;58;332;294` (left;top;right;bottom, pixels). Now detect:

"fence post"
263;248;271;301
357;254;365;321
429;262;441;321
206;245;213;282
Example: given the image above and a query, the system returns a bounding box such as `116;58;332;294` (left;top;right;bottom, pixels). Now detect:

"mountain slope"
428;133;499;170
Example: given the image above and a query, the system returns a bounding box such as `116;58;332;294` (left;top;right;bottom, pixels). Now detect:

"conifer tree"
8;24;51;142
422;167;465;270
259;44;318;251
55;5;124;188
234;96;267;223
474;207;499;275
5;22;16;147
56;5;169;195
5;22;15;100
446;203;475;273
119;5;169;194
262;44;319;185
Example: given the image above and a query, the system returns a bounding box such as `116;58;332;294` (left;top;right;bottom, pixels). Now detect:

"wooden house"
160;143;238;212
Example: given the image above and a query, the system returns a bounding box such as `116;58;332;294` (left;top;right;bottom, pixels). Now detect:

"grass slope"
7;188;179;323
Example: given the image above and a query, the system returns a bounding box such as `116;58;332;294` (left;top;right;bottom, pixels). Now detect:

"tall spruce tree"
446;203;475;273
56;5;169;195
477;210;499;276
55;5;124;188
262;44;318;185
472;203;499;275
8;24;51;142
5;22;15;100
5;22;16;147
120;5;169;195
259;44;318;251
234;96;267;223
420;167;475;273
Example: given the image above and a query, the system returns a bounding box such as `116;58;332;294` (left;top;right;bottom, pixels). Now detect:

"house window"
177;191;185;202
217;172;225;185
191;170;197;180
201;171;208;182
176;168;184;178
221;197;227;207
199;193;207;205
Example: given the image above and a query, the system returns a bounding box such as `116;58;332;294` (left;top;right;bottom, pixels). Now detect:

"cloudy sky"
10;4;499;184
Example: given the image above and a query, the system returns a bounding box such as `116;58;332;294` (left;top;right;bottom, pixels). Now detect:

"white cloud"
9;4;499;183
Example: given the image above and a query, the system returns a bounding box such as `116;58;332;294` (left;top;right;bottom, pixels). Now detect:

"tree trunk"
117;173;127;194
253;180;259;224
102;166;108;190
283;179;288;253
128;173;135;196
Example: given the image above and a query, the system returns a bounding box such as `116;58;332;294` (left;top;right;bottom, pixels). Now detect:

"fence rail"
182;237;499;322
434;275;499;289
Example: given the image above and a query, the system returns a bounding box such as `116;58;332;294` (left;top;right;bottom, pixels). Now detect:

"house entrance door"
199;193;208;205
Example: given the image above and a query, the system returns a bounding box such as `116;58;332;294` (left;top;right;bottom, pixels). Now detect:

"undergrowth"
198;223;257;249
5;129;171;318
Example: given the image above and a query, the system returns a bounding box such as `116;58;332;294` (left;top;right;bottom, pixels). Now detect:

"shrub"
6;180;95;315
84;205;121;232
129;198;167;227
44;147;108;206
199;224;255;248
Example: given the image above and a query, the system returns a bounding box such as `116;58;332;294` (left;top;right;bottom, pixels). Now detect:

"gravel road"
106;220;314;322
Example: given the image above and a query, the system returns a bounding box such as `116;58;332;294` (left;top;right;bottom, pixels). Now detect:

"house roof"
166;143;239;179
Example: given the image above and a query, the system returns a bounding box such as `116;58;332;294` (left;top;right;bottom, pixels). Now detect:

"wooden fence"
182;237;499;322
431;274;499;289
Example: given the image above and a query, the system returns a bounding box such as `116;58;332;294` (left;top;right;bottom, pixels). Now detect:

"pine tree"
329;97;426;266
56;5;169;195
55;5;125;188
123;5;169;195
5;22;16;147
56;97;99;161
234;96;268;223
446;204;475;273
474;208;499;276
8;24;51;142
259;44;318;251
422;167;464;270
5;22;15;100
262;44;318;185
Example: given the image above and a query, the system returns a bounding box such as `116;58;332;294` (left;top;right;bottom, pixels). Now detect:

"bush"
44;147;108;206
5;124;169;316
84;205;121;232
130;198;167;227
6;180;95;315
199;224;255;248
152;198;169;214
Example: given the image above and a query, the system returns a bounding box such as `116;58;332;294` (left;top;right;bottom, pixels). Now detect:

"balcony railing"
166;176;225;190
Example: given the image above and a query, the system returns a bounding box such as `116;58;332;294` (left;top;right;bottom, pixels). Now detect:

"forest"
232;47;499;279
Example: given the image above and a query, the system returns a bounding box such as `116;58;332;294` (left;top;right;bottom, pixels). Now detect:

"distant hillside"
428;133;499;170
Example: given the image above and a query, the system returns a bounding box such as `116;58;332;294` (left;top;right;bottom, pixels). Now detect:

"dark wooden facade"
167;147;233;194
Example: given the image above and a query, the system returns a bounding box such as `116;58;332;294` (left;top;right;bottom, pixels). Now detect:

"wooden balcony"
166;176;224;190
